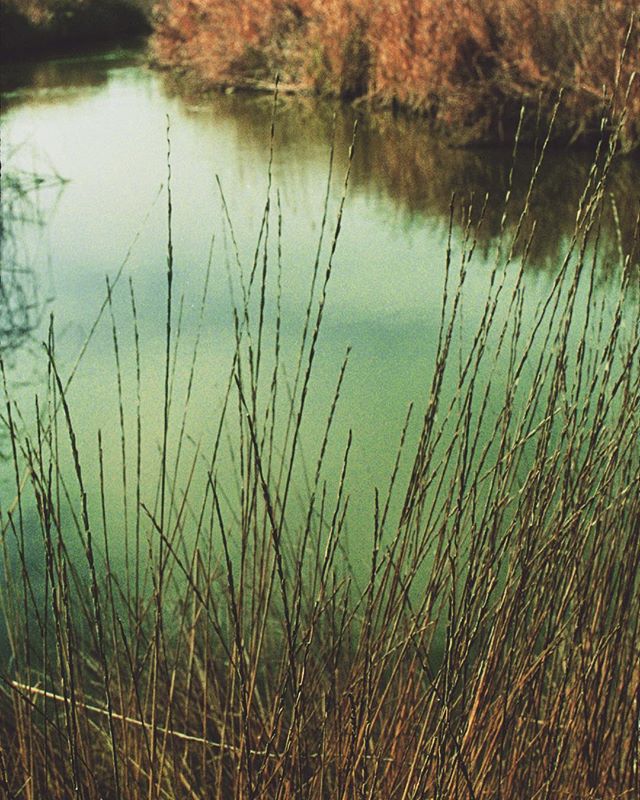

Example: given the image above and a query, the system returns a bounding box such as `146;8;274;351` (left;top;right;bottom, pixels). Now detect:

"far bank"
0;0;153;61
151;0;639;152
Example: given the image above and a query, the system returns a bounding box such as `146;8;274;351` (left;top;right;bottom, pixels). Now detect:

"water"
1;43;638;634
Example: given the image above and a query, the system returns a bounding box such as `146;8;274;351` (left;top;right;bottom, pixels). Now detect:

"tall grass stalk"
0;106;639;799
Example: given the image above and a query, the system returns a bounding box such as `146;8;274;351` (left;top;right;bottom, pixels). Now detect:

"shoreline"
153;61;640;155
151;0;639;153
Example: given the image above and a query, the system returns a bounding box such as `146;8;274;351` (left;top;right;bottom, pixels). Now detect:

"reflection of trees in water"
0;48;121;360
0;159;65;358
354;113;640;274
0;155;65;464
169;80;640;276
0;42;146;102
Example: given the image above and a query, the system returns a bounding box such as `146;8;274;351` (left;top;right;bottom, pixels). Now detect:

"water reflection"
0;166;64;360
353;114;640;270
163;76;640;274
1;45;637;473
3;46;639;280
0;43;638;639
0;40;147;101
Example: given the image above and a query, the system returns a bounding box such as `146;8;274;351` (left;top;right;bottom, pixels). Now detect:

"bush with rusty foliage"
152;0;639;149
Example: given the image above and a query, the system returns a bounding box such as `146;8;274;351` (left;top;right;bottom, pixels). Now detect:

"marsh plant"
153;0;640;150
0;97;639;800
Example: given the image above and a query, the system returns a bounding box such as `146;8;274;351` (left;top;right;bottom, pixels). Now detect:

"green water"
0;43;638;640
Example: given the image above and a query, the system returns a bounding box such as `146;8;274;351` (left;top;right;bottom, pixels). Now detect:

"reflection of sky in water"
0;46;637;578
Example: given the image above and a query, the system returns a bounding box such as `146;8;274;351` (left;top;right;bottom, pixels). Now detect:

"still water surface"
1;43;638;604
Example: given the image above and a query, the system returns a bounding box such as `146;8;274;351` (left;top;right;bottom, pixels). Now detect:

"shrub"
152;0;639;148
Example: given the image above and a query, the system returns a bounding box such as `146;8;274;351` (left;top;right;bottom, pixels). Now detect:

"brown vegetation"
153;0;639;149
0;106;639;797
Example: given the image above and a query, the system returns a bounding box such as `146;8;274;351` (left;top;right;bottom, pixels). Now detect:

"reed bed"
0;98;639;800
153;0;640;150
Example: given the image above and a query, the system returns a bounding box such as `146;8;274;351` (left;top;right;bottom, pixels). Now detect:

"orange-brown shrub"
152;0;639;148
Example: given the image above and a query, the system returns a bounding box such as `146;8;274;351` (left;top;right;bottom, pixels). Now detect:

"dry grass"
152;0;640;150
0;98;639;799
